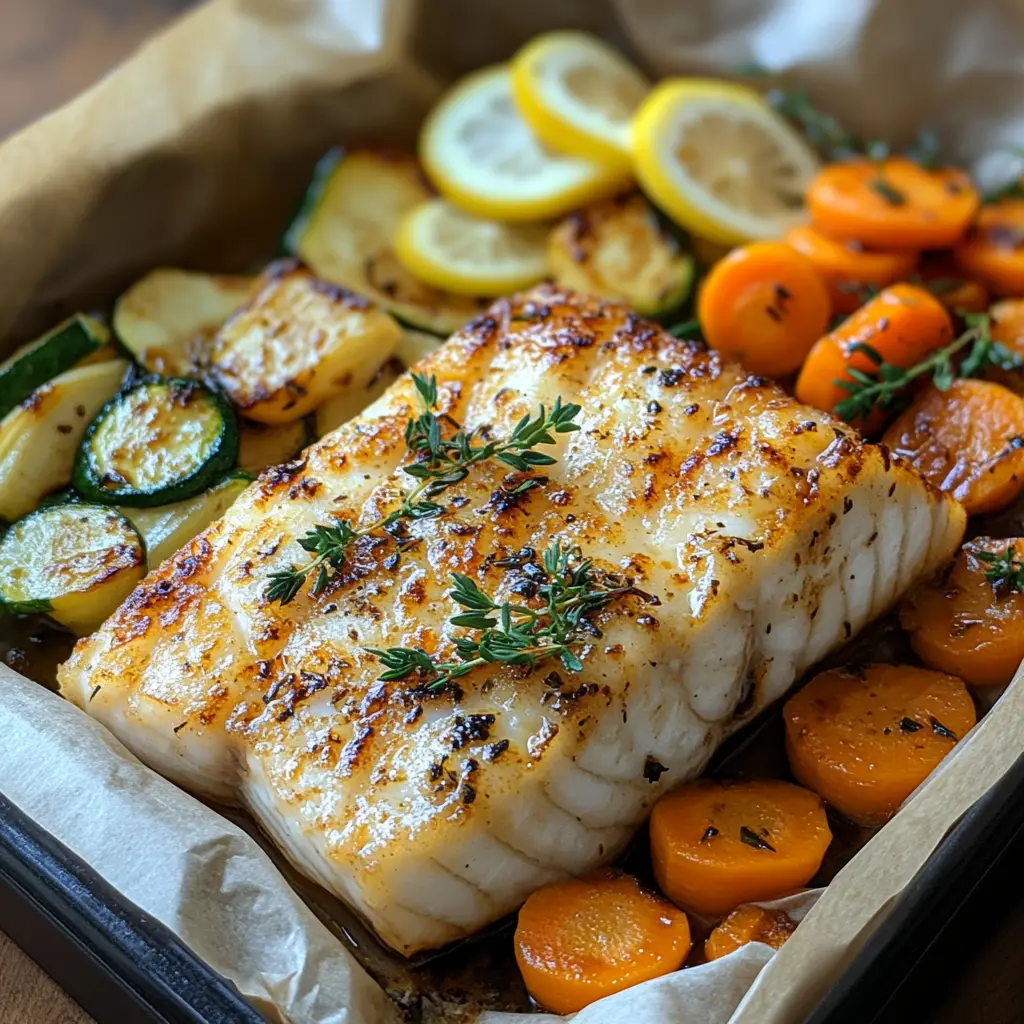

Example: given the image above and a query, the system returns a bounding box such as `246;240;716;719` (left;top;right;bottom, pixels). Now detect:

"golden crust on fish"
58;286;965;954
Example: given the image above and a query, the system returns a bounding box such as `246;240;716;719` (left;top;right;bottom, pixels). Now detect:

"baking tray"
2;748;1023;1023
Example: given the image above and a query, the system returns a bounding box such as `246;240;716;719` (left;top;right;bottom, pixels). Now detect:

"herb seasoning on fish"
266;373;581;603
368;540;653;692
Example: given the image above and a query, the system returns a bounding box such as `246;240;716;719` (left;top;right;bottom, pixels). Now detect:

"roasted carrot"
953;198;1024;297
649;779;831;919
795;283;953;419
881;379;1024;515
785;225;917;314
784;664;976;824
916;253;990;314
807;158;978;251
514;868;691;1015
987;299;1024;393
901;537;1024;687
696;242;831;377
703;904;797;962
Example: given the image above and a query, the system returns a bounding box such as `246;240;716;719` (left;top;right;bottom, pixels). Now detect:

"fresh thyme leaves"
265;374;582;604
832;313;1024;423
667;317;702;339
764;88;863;161
367;540;649;693
975;544;1024;597
739;826;776;852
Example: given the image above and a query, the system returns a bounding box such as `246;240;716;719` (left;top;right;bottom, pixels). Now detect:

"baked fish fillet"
58;286;965;955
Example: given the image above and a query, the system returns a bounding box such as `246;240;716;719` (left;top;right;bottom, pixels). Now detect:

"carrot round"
916;253;990;314
881;378;1024;515
784;664;976;824
785;225;917;314
514;869;691;1015
989;299;1024;393
901;537;1024;687
703;904;797;962
954;198;1024;297
696;242;831;377
794;283;954;419
807;157;979;250
649;779;831;918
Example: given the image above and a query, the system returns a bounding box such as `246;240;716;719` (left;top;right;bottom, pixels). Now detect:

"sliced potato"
395;328;443;370
0;504;145;635
289;149;490;336
208;263;402;425
114;268;253;376
0;360;129;521
315;358;403;437
121;471;251;569
548;192;695;319
237;418;309;474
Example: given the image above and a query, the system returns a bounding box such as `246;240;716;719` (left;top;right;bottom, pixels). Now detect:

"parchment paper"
2;1;1024;1021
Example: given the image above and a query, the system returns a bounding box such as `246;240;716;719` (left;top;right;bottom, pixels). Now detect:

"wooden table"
0;2;1022;1023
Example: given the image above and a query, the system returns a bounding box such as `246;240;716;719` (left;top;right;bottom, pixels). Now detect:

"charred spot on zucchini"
0;315;109;420
74;378;238;507
121;470;252;569
0;504;145;635
113;268;252;376
286;149;489;336
208;262;402;425
548;192;695;320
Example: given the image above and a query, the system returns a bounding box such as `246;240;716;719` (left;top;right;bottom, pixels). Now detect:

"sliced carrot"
514;868;691;1015
989;299;1024;393
703;904;797;962
696;242;831;377
953;198;1024;297
785;225;917;314
795;283;954;420
881;378;1024;515
649;779;830;919
807;158;978;250
901;537;1024;687
784;664;976;824
916;252;990;314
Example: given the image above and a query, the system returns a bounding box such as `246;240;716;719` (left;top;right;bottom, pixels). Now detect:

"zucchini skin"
0;315;106;420
73;377;239;508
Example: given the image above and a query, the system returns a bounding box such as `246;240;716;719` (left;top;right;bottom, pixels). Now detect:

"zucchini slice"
208;262;402;425
548;193;695;320
113;268;253;376
315;357;402;437
286;149;490;336
0;359;129;522
237;418;309;475
121;471;252;569
74;378;238;507
0;504;145;635
0;315;109;420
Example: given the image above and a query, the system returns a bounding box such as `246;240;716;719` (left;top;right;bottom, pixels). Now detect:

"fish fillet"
58;287;965;955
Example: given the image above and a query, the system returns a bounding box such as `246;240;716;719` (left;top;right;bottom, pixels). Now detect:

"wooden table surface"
1;3;1023;1023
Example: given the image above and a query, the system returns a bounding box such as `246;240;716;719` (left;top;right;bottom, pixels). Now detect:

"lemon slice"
632;79;820;245
421;64;630;222
395;199;549;296
511;31;650;168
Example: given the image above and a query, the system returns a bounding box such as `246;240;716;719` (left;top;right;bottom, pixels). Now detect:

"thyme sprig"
832;313;1024;423
367;541;646;693
976;545;1024;598
265;375;581;604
